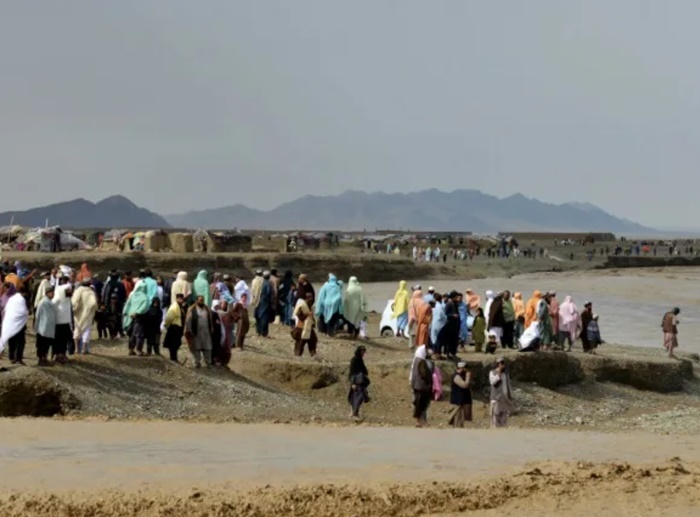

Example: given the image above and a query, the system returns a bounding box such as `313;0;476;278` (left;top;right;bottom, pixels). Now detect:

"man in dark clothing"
103;270;127;337
580;301;594;353
440;291;461;359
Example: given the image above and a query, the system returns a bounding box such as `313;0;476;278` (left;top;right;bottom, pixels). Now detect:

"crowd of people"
389;282;603;357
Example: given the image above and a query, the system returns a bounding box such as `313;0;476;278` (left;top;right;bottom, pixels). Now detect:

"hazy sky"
1;1;697;227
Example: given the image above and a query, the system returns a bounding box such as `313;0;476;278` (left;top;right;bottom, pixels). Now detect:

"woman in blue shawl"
192;270;211;308
122;280;150;356
430;293;447;355
457;293;468;347
315;273;343;337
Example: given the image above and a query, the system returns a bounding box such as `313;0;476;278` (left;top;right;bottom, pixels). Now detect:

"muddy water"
2;420;700;492
362;268;700;352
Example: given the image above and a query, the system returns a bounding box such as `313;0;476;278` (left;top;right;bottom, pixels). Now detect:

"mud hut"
144;230;168;252
167;232;194;253
206;231;252;252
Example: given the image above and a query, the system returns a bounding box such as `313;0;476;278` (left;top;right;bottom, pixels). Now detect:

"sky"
1;1;698;228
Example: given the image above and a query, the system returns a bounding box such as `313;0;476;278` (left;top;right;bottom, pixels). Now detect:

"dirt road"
3;419;700;492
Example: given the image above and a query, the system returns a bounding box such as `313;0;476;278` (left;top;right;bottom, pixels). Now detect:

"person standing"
163;293;186;362
315;274;343;337
52;283;74;364
429;293;447;356
34;286;57;366
662;307;680;358
348;345;370;420
72;278;98;355
580;302;594;353
548;291;560;343
489;358;514;428
123;281;150;356
391;281;410;338
278;271;295;326
472;308;486;353
254;271;274;338
250;270;264;308
487;293;505;347
0;286;29;365
231;293;250;349
410;344;432;428
558;296;580;351
192;270;211;308
407;287;424;348
441;291;461;359
293;291;318;357
185;295;214;368
103;270;126;338
342;276;367;339
143;298;163;356
449;362;473;428
501;291;516;349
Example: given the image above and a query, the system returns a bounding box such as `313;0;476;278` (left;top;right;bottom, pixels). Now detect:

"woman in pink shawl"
558;296;580;351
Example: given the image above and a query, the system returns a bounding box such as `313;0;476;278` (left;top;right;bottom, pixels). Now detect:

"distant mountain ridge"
0;195;170;229
166;189;653;233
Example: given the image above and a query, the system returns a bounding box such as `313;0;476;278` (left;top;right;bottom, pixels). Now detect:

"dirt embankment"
0;459;697;517
1;315;697;430
4;247;607;283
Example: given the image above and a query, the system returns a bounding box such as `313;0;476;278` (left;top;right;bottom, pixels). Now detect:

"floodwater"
361;268;700;352
2;419;700;492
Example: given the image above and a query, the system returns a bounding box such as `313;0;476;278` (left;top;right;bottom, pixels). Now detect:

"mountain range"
0;195;170;229
166;189;652;233
0;190;652;233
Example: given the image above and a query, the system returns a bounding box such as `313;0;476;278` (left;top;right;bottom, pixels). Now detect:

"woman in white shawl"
342;277;367;339
558;295;580;351
170;272;192;303
72;279;98;354
0;290;29;364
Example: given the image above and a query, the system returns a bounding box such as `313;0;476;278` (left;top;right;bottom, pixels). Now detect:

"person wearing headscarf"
171;271;192;303
52;283;74;363
163;293;186;362
391;280;410;337
407;288;425;348
472;308;487;353
143;297;162;355
122;271;135;299
449;362;473;428
103;270;126;338
410;344;433;427
231;293;250;349
465;289;481;314
233;276;251;307
488;293;505;348
185;295;214;367
212;274;234;305
33;271;51;312
315;273;343;337
548;291;560;340
192;270;211;308
76;263;92;283
348;345;369;420
0;282;17;320
580;302;594;353
123;280;151;356
525;290;543;328
72;278;98;354
512;292;525;320
295;274;315;307
501;291;516;349
456;293;468;347
536;295;554;348
558;296;580;351
430;293;447;355
483;290;495;327
34;285;57;366
214;300;234;367
416;297;433;348
250;270;264;308
293;290;317;356
342;277;367;339
0;284;28;364
269;269;280;323
278;271;295;326
254;271;274;338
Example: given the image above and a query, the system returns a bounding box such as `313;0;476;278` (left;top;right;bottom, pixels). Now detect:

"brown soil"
0;459;697;516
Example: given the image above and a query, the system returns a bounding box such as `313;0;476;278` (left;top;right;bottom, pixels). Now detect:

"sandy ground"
1;420;699;516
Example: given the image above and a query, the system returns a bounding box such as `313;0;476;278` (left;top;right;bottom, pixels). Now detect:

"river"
360;268;700;352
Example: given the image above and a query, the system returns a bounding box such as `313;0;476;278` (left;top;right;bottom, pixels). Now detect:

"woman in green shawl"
193;270;211;308
123;280;150;356
343;277;367;339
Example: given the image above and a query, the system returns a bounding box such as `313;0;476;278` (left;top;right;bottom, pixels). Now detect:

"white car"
379;299;410;338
